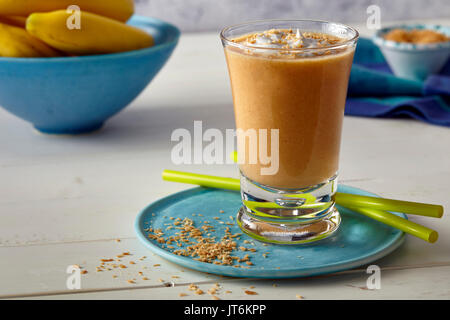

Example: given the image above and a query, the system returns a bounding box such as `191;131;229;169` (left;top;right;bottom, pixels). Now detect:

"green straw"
163;170;443;218
343;205;438;243
229;151;442;218
162;170;441;243
335;193;443;218
163;170;240;191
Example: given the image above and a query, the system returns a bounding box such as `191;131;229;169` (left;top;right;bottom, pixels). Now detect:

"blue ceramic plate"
135;185;406;278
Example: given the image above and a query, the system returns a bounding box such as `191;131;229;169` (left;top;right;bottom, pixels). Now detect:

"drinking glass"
221;20;358;244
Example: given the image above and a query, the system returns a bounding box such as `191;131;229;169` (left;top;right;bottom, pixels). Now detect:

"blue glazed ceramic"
0;16;180;134
373;24;450;81
135;185;406;279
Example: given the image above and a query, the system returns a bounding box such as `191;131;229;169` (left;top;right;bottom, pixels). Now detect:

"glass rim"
220;19;359;52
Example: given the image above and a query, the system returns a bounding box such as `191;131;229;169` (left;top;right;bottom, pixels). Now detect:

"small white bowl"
373;24;450;81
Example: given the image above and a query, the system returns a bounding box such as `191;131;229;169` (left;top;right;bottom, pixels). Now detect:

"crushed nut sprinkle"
188;284;199;291
146;217;255;268
244;290;258;295
231;29;347;59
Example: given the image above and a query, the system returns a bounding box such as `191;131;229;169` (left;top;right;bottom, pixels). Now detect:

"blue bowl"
374;24;450;81
0;16;180;134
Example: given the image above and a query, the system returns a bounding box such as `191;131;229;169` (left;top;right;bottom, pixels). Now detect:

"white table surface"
1;19;449;300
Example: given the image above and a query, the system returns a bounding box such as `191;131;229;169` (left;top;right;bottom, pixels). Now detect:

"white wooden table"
1;20;449;300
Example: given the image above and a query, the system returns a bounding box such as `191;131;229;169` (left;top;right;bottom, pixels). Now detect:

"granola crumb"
179;293;188;297
80;270;88;274
296;294;304;299
127;280;135;284
188;284;198;291
211;295;220;300
384;28;449;44
207;288;217;295
244;290;258;295
195;289;204;295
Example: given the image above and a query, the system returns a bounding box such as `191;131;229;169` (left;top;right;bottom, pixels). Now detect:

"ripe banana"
0;22;62;57
0;15;26;28
26;10;154;55
0;0;134;22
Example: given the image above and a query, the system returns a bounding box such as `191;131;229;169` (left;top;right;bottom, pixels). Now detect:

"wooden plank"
1;235;449;299
11;265;450;300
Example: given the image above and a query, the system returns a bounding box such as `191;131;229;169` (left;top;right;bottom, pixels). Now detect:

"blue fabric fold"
346;38;450;127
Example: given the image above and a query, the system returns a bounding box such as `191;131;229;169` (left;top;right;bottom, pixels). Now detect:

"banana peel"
0;22;62;57
0;0;134;22
26;10;154;56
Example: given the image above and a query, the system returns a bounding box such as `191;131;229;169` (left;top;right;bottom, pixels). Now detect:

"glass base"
238;172;341;244
237;205;341;244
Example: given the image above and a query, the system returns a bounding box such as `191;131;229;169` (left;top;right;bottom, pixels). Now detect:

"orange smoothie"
225;29;355;189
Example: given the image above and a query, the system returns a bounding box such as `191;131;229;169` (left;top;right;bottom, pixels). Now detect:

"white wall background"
135;0;449;32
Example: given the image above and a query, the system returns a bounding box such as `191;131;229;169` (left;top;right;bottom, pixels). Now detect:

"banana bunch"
0;22;61;57
0;0;154;58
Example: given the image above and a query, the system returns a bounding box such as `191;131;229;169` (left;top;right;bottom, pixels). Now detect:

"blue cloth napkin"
346;38;450;127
